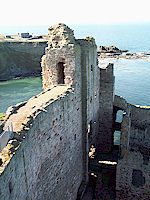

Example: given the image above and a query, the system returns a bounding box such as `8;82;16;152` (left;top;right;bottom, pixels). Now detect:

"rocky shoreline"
98;45;150;61
0;72;41;82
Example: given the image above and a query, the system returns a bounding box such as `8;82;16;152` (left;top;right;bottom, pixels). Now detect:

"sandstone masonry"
0;24;102;200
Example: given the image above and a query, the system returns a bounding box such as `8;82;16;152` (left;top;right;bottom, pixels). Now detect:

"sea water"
114;58;150;105
0;77;42;112
0;24;150;112
100;57;150;105
72;24;150;53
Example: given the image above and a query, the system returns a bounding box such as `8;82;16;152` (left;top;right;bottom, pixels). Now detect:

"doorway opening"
57;62;65;84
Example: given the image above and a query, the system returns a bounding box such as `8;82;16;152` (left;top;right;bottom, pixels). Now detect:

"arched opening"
116;110;124;123
114;109;124;145
57;62;65;84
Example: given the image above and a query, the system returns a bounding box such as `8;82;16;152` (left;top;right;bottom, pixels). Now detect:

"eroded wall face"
42;46;76;90
117;152;150;200
115;96;150;199
0;91;83;200
41;24;77;90
0;24;101;200
74;38;100;186
98;64;115;153
0;24;116;200
77;39;100;147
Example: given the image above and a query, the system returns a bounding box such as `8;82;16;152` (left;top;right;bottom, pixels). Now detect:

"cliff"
0;41;47;80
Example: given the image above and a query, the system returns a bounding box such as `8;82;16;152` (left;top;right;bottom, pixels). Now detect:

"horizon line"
1;21;150;27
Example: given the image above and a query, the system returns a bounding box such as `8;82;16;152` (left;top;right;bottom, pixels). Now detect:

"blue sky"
1;0;150;26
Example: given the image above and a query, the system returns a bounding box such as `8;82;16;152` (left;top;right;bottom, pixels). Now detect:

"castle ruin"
0;23;150;200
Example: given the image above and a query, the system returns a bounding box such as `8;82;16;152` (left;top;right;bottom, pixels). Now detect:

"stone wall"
0;89;83;200
115;95;150;200
98;63;115;152
2;23;150;200
113;95;128;111
76;38;100;189
0;24;102;200
77;38;100;147
42;24;78;90
42;24;101;187
0;41;47;80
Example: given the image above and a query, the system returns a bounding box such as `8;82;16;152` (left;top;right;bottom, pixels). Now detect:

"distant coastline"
0;40;47;81
1;23;150;81
0;41;150;81
1;24;150;52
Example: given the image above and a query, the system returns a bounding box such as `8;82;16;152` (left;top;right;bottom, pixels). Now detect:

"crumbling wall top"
114;95;128;111
77;37;96;47
48;23;75;48
0;85;71;174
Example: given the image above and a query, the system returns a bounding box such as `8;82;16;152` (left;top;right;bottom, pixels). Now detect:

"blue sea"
0;24;150;112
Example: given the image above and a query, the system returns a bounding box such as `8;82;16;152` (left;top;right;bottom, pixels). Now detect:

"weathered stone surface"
132;169;145;187
42;24;78;90
115;95;150;199
0;24;101;200
98;63;115;153
114;95;128;111
0;89;83;200
1;23;150;200
48;23;75;48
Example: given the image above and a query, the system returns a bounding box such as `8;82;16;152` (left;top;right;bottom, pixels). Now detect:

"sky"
1;0;150;26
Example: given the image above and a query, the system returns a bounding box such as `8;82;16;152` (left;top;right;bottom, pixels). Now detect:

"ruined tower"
41;23;102;193
41;23;77;90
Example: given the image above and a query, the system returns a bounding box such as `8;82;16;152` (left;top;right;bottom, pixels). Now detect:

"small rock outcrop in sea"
98;45;128;56
98;45;150;61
